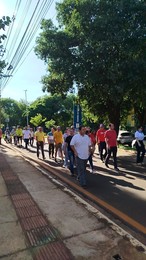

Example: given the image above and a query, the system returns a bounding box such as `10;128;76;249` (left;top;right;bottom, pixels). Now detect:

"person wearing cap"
35;126;46;160
96;124;107;162
53;126;63;163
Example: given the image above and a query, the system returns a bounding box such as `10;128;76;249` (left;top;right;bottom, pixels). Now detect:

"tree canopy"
35;0;146;131
0;16;11;73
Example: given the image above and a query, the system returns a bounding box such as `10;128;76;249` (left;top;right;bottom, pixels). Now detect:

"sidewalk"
0;145;146;260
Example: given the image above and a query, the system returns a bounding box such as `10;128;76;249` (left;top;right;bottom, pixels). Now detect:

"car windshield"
121;132;131;136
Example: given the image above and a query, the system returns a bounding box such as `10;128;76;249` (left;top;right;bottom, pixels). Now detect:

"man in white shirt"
135;126;145;164
23;126;31;149
70;126;91;188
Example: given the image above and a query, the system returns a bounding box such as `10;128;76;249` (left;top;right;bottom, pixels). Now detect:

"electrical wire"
2;0;56;90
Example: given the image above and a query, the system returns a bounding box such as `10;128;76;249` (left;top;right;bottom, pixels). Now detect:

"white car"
117;130;134;146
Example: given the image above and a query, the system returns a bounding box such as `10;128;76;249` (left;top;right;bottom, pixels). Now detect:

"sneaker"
90;169;93;173
114;167;119;171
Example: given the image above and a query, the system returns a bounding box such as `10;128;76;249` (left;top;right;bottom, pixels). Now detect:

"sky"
0;0;58;102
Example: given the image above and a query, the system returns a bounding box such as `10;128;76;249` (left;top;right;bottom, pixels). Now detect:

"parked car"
117;130;134;146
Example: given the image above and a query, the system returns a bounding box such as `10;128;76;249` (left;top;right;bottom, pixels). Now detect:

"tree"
1;98;26;128
35;0;146;131
28;94;74;129
0;16;11;72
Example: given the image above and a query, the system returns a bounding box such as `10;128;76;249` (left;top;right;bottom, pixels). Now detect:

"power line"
2;0;56;90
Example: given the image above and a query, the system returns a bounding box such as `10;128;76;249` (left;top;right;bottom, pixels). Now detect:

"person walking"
70;126;91;188
53;126;63;163
35;126;46;160
86;129;96;173
104;123;119;171
10;127;17;145
96;124;107;162
47;127;55;159
23;126;31;149
16;126;23;147
29;128;35;147
135;126;145;165
65;128;75;176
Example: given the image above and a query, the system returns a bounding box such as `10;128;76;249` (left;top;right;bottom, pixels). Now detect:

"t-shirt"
65;135;74;151
96;129;106;143
16;128;23;136
135;131;144;141
53;131;63;144
70;133;91;160
23;129;31;139
35;131;45;142
47;131;54;144
105;129;117;147
89;133;96;145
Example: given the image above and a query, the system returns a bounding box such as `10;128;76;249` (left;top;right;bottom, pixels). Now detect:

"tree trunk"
108;104;121;134
134;106;146;127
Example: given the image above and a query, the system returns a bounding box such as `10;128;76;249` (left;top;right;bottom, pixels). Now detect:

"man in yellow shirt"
16;125;23;146
53;126;63;162
35;126;46;159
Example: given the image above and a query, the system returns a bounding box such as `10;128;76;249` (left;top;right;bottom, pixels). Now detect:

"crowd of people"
0;123;145;189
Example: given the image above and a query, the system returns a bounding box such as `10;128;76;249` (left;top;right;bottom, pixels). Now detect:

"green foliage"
0;16;11;73
35;0;146;131
1;98;26;127
30;113;46;127
28;94;74;129
45;119;56;129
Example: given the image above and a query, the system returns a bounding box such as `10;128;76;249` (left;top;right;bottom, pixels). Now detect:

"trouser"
49;143;54;157
17;136;22;145
14;136;17;145
99;141;107;161
30;137;34;146
37;141;45;159
105;146;117;168
135;141;145;163
88;154;93;170
24;138;29;149
68;150;74;174
76;157;88;186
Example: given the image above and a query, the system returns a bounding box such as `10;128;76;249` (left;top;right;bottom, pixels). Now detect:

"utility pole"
24;89;29;126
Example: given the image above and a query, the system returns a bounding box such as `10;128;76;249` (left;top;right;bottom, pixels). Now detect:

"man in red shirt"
96;124;107;162
104;123;119;171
